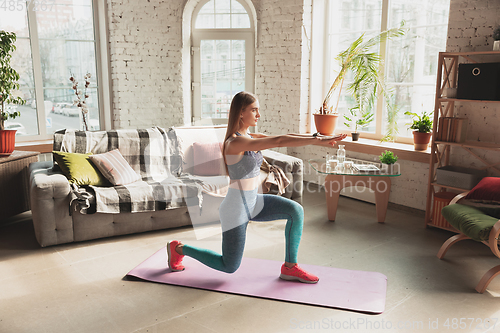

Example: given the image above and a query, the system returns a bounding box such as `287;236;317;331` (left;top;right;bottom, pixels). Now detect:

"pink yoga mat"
127;247;387;314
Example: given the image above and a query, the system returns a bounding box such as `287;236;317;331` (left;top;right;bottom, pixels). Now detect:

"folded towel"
260;159;290;195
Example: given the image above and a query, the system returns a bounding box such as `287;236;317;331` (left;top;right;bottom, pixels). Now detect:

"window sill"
15;140;53;154
336;137;431;164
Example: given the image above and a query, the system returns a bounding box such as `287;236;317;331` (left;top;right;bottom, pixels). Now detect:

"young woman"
167;91;346;283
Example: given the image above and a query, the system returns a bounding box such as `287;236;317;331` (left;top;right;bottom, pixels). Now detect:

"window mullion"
375;0;390;137
322;0;330;104
26;2;48;138
93;0;112;130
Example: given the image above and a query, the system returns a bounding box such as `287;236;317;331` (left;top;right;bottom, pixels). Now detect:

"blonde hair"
222;91;257;172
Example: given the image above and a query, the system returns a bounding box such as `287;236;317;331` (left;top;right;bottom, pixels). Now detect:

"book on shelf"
436;117;467;143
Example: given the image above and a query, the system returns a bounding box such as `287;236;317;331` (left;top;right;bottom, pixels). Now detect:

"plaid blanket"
54;128;204;214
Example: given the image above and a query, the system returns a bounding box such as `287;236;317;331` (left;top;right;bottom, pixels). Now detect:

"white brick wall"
447;0;500;52
107;0;185;129
253;0;310;146
445;0;500;177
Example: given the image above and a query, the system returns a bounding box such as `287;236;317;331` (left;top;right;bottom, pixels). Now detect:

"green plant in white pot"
493;25;500;51
0;30;25;155
379;150;398;174
314;22;406;136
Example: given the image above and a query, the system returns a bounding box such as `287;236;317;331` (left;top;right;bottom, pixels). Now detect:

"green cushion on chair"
441;204;499;242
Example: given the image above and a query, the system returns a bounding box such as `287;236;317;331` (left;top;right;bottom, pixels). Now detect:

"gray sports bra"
226;132;263;180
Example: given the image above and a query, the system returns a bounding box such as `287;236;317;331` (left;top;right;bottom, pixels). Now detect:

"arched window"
191;0;255;125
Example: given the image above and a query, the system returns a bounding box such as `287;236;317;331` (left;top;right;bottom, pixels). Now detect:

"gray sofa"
29;126;303;247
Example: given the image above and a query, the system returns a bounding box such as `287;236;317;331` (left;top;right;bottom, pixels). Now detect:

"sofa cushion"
52;151;110;186
89;149;141;185
441;204;499;242
173;126;227;174
193;142;225;176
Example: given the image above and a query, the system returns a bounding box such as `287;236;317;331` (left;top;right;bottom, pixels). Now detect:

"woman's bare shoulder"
250;132;267;138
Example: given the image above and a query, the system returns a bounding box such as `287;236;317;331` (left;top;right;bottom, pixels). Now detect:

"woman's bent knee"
223;261;241;274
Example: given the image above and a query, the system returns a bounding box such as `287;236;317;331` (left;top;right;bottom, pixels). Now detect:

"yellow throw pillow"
52;151;110;186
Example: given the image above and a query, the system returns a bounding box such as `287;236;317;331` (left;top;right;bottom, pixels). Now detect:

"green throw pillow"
52;151;110;186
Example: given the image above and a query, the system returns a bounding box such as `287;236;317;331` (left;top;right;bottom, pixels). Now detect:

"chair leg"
437;233;470;259
476;265;500;293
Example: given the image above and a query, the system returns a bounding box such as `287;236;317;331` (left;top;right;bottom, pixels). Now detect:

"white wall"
253;0;311;141
103;0;497;210
446;0;500;172
106;0;186;129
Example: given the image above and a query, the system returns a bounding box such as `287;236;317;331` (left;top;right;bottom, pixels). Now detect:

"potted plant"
493;25;500;51
379;150;398;174
405;111;433;150
314;23;405;136
343;107;374;141
0;30;25;155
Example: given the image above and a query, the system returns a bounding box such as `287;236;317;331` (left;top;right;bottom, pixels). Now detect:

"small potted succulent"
379;150;398;174
343;107;374;141
0;30;25;155
405;111;433;151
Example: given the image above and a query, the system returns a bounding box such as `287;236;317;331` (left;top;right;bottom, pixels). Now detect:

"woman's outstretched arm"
225;133;347;155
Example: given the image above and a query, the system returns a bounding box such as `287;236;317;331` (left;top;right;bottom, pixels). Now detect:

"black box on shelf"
457;62;500;100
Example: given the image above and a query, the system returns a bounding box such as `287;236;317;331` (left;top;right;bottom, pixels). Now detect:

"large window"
0;0;107;141
191;0;255;125
321;0;450;142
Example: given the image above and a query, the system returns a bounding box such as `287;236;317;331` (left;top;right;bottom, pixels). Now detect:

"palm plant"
318;23;406;116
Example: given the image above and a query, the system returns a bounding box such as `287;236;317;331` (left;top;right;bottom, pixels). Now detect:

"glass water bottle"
337;145;346;165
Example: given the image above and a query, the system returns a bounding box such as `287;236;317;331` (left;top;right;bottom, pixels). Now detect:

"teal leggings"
183;188;304;273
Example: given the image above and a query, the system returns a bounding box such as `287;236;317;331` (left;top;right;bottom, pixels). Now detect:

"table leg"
371;177;391;223
324;175;341;221
323;175;392;223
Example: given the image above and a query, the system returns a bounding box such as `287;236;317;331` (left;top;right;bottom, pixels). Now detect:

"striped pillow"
89;149;140;185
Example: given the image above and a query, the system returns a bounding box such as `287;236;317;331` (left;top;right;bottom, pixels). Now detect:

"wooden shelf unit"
425;51;500;230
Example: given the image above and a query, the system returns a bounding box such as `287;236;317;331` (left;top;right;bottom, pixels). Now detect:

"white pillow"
89;149;141;185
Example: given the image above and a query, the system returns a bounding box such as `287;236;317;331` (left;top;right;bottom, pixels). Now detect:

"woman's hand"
314;133;348;147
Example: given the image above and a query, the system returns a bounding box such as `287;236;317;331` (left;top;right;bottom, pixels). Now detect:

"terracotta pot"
0;129;17;156
412;131;432;151
351;132;360;141
314;114;339;136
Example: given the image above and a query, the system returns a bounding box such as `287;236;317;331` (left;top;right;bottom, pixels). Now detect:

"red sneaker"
166;241;185;271
280;264;319;284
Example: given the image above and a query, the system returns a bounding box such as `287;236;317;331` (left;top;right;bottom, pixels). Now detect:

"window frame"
191;0;255;125
12;0;111;144
312;0;449;144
